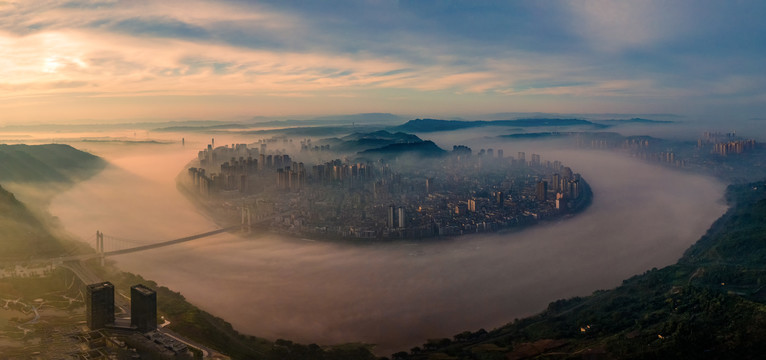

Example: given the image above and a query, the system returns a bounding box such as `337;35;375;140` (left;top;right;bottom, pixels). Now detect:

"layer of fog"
47;129;727;355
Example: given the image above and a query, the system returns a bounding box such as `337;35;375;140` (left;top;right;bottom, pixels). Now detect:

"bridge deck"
104;226;239;256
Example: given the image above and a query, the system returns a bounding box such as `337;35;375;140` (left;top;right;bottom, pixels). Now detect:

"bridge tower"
241;206;251;233
96;230;105;266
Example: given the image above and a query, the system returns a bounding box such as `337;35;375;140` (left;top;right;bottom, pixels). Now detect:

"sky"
2;0;766;124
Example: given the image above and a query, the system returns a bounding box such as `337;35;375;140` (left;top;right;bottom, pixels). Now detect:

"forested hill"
394;181;766;360
0;144;105;259
356;140;446;160
0;144;106;183
0;184;64;259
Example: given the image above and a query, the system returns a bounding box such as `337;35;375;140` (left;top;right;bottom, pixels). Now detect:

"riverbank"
50;147;726;355
396;179;766;359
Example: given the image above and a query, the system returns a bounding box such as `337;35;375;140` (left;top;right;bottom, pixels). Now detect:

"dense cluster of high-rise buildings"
698;131;757;156
573;131;755;168
711;140;757;156
190;138;301;195
183;140;589;240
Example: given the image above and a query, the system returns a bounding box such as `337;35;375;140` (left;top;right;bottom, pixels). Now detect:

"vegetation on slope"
0;144;106;260
0;184;65;259
0;144;105;183
394;180;766;360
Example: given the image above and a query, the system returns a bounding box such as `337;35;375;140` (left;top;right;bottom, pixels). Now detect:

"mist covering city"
2;1;766;359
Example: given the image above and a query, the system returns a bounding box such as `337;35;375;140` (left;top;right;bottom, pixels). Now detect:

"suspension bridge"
93;227;239;257
45;208;292;265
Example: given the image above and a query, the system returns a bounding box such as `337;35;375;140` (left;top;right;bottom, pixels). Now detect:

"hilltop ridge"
0;144;105;183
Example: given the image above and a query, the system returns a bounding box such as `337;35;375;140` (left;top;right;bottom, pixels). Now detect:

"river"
48;133;727;354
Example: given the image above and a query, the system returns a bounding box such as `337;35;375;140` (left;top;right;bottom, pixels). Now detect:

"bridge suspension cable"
101;234;146;252
103;235;145;244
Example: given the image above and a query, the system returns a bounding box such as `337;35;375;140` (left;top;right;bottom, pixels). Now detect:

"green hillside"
0;144;105;259
396;181;766;360
0;184;65;260
0;144;105;183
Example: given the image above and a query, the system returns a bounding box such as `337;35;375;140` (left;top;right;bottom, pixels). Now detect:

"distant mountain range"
480;112;682;121
499;130;669;141
500;132;573;139
152;123;250;132
0;114;674;134
152;116;672;136
258;112;406;127
596;118;673;125
154;113;407;132
393;118;608;132
393;118;673;133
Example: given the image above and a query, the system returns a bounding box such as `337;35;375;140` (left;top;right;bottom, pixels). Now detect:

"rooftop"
87;281;114;291
131;284;155;296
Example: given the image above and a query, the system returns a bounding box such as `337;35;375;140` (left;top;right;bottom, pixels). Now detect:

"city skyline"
2;1;766;124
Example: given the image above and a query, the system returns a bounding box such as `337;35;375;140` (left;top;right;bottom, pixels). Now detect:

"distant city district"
183;139;591;240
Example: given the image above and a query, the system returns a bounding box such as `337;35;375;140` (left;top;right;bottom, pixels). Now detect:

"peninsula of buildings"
181;132;591;241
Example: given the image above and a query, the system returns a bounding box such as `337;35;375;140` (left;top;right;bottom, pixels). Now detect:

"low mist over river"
49;133;726;354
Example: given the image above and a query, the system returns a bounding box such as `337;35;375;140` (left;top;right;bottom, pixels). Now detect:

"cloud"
50;80;89;88
101;17;210;39
0;1;766;121
565;1;691;53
